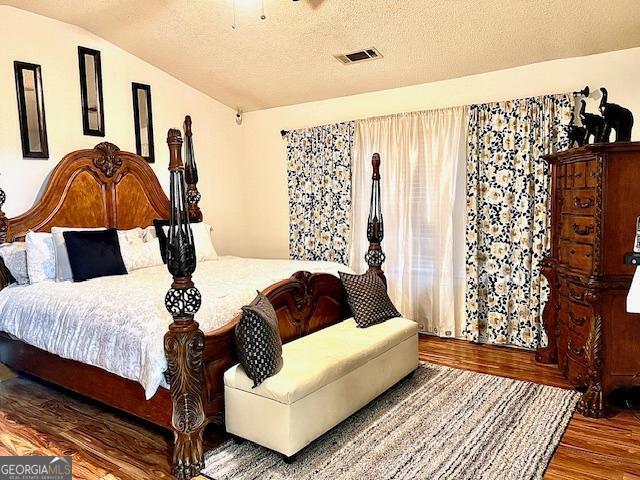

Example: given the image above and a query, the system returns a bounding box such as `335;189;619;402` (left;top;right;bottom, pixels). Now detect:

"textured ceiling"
6;0;640;111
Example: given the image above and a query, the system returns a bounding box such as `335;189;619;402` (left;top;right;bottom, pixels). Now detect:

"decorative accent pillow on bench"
235;292;283;387
339;271;401;328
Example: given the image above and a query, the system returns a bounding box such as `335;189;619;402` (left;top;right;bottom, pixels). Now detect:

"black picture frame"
78;46;105;137
14;61;49;159
131;82;155;163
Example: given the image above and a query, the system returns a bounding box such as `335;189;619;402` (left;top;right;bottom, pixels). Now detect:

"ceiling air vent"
335;47;383;65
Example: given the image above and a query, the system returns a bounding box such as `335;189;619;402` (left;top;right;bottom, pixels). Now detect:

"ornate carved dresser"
536;142;640;418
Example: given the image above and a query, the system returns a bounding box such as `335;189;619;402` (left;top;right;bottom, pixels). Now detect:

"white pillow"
121;237;163;272
119;228;146;246
51;227;103;282
51;227;145;282
25;231;56;284
192;223;219;261
163;222;218;262
142;225;157;242
0;242;29;285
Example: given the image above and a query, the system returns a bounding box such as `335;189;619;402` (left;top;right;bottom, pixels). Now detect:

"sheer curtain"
349;108;468;337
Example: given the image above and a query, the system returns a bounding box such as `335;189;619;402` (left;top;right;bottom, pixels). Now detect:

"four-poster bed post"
183;115;203;223
0;187;7;244
0;188;8;287
365;153;386;283
163;129;207;479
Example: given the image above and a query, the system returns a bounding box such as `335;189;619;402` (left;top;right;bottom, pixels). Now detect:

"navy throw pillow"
63;228;127;282
153;218;171;264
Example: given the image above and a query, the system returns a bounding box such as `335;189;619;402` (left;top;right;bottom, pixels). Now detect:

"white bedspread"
0;257;352;399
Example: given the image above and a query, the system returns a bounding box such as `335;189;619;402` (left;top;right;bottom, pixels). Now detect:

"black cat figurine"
567;112;587;147
579;99;604;145
599;88;634;142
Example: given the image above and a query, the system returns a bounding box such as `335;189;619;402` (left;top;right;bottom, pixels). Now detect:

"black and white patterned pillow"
339;271;401;328
235;292;283;388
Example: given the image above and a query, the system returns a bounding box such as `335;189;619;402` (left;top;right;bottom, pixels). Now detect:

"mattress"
0;256;352;399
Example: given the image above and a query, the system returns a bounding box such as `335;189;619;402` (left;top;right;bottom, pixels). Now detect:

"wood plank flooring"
420;337;640;480
0;336;638;479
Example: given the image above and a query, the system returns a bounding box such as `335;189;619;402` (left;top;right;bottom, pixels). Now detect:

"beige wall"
3;6;639;260
239;47;640;259
0;6;244;255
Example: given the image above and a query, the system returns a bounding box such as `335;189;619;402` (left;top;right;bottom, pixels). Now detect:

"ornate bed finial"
183;115;203;223
365;153;386;283
163;128;206;480
93;142;122;178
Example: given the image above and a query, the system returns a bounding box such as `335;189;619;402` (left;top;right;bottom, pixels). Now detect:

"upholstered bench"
224;317;419;459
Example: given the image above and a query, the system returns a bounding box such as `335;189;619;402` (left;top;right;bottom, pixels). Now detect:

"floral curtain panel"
464;94;573;348
285;122;354;265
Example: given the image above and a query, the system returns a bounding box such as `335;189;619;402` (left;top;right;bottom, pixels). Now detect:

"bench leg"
283;453;298;464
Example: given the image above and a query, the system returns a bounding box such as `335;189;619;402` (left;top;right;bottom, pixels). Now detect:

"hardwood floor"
420;336;640;480
1;336;639;479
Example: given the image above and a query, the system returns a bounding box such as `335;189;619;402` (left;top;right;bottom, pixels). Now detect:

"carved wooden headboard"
3;142;169;242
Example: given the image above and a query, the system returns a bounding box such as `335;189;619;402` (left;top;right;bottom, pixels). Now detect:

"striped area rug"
203;363;579;480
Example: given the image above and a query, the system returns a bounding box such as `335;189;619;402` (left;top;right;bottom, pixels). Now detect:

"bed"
0;119;387;479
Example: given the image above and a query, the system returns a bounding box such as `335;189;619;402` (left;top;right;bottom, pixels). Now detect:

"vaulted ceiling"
7;0;640;111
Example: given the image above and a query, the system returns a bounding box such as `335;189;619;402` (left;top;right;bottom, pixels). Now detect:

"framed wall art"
132;82;155;163
78;46;105;136
14;61;49;158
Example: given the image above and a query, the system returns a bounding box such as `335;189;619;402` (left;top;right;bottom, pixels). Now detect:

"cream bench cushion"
224;317;419;457
224;317;418;404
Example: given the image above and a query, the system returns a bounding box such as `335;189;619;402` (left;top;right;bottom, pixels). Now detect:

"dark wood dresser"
536;142;640;418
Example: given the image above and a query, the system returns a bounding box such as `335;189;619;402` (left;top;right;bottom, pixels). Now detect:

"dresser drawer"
560;215;596;243
559;279;589;305
562;189;597;215
570;161;588;188
556;164;567;189
566;327;589;365
558;296;591;338
585;160;599;187
556;306;590;388
559;240;594;272
566;356;589;388
563;163;574;188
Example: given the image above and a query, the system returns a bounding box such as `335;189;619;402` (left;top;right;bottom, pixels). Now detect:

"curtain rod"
278;107;467;141
278;91;573;141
